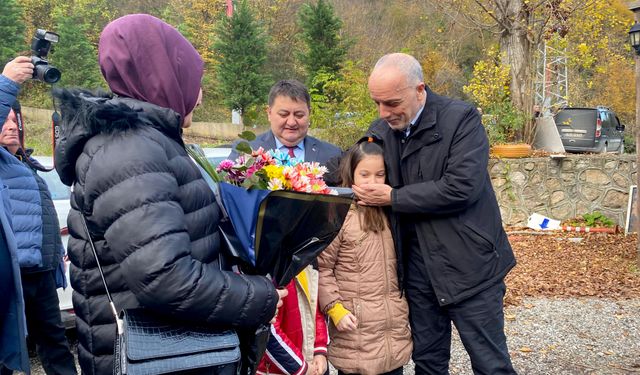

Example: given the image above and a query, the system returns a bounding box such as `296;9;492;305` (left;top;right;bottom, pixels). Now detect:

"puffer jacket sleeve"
265;281;308;375
313;303;328;355
84;132;277;328
0;75;19;123
317;221;344;312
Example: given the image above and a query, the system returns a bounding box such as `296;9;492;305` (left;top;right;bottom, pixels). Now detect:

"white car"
203;146;232;166
35;156;74;328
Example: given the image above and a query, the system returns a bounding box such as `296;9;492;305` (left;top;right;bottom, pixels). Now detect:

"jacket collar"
401;86;441;160
53;89;183;186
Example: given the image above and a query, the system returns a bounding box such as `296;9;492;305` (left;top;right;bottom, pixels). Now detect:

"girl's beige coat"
318;209;412;374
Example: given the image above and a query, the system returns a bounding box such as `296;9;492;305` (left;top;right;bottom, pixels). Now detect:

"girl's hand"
305;361;316;375
312;355;327;375
336;312;358;332
271;288;288;324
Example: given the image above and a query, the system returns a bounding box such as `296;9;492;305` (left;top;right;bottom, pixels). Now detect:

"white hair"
373;53;424;84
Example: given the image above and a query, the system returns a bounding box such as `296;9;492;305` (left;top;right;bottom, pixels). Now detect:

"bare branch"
474;0;509;30
426;0;497;32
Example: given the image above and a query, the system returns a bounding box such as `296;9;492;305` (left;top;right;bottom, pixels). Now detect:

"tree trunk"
495;0;535;141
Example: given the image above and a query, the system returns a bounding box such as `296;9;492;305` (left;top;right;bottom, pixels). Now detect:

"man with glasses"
353;53;517;374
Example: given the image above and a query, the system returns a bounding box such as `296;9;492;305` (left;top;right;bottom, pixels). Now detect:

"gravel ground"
26;297;640;375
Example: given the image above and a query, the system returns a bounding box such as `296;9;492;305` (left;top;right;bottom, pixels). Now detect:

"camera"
31;29;61;84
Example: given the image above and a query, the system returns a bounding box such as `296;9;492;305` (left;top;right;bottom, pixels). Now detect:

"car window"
602;111;614;129
207;156;228;167
39;170;71;200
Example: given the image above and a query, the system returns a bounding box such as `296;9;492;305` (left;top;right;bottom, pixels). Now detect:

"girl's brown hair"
339;139;387;233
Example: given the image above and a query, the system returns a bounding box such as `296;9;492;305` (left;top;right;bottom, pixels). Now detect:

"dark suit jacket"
228;130;341;165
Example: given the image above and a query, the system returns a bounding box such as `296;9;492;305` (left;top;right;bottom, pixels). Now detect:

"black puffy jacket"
54;90;278;375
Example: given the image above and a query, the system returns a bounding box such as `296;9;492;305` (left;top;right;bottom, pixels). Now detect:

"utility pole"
628;1;640;268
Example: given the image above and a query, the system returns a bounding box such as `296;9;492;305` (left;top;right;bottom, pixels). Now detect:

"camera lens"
33;63;61;84
42;67;61;84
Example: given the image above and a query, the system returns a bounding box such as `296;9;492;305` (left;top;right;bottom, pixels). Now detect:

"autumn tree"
429;0;591;141
52;6;104;88
297;0;349;87
559;1;633;122
168;0;222;66
213;0;270;124
252;0;305;81
0;0;26;64
309;61;378;148
17;0;57;37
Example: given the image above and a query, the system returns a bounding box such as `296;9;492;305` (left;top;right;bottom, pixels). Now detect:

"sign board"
625;185;638;235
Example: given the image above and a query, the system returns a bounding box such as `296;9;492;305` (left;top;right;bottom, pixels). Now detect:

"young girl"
318;139;412;375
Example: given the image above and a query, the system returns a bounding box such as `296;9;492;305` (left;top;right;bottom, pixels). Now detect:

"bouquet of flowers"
188;137;351;375
187;140;351;287
215;147;334;194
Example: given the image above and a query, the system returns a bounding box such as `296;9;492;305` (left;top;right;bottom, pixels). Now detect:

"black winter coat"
54;90;278;375
366;87;516;306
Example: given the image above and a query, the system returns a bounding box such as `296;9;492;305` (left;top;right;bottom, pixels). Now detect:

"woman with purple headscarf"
53;14;283;375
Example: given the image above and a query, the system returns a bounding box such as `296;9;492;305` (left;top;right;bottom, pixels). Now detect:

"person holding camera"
0;100;77;375
0;56;34;375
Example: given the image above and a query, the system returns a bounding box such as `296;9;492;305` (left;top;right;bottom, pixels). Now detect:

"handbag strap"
79;214;124;334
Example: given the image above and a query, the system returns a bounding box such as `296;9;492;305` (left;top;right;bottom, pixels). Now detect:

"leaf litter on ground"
504;228;640;306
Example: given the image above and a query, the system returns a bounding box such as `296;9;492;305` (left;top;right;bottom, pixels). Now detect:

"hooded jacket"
54;89;278;375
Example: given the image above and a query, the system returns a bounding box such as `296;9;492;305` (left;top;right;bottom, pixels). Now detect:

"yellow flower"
264;165;284;180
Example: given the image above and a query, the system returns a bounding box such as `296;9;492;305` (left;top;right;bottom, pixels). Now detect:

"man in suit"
354;53;517;374
229;79;341;164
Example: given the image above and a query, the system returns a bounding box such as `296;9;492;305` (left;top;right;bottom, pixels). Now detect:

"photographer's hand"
2;56;34;84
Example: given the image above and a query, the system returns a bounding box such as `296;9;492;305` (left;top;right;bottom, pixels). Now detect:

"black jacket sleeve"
87;132;277;328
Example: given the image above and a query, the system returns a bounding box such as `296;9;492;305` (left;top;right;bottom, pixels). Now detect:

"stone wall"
490;155;637;226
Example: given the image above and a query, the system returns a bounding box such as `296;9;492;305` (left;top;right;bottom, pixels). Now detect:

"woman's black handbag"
80;215;241;375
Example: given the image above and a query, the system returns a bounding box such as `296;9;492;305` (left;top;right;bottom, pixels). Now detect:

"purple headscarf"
98;14;204;121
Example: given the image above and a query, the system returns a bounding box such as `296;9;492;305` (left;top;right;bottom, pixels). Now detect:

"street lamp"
629;22;640;55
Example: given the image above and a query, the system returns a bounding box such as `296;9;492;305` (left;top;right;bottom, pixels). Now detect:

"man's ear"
266;105;273;122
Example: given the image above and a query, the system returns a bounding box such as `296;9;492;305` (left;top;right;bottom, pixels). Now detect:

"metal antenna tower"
534;43;569;114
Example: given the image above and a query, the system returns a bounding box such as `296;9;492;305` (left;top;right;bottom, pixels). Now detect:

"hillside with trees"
3;0;635;148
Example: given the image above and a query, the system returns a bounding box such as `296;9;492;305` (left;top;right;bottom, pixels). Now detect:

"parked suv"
554;106;625;154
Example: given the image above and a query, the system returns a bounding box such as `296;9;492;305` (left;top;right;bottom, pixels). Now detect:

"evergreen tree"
214;0;270;124
52;8;104;89
0;0;26;65
297;0;349;86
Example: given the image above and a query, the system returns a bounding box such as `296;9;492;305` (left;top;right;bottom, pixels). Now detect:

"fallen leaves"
504;230;640;306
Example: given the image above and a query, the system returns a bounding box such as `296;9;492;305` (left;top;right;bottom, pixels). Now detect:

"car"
203;146;232;166
554;106;625;154
35;156;74;329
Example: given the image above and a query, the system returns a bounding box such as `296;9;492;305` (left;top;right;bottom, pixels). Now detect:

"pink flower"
217;159;234;171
